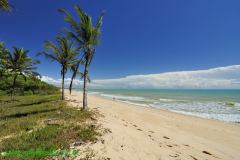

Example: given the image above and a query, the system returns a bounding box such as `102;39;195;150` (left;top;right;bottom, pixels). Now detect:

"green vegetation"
0;0;11;12
1;47;40;101
0;93;100;160
0;42;58;99
59;5;104;110
38;35;79;100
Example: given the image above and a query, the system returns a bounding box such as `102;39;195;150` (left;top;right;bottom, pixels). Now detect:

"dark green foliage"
0;41;58;97
0;46;41;100
0;75;58;96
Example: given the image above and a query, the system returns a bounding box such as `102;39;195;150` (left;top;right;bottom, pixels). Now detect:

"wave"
88;90;240;123
100;94;146;102
170;110;240;123
88;92;100;95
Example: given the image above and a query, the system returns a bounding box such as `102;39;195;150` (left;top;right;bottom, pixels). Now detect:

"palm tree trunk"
61;67;65;100
83;62;88;110
69;73;74;95
12;75;17;101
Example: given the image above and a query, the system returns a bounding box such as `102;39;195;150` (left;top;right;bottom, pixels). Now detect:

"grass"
0;93;100;160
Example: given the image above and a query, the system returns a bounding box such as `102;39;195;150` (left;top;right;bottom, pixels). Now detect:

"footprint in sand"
189;155;198;160
183;144;190;147
169;154;179;158
163;136;170;139
149;130;155;133
137;128;142;131
202;150;212;155
147;135;155;141
133;124;138;127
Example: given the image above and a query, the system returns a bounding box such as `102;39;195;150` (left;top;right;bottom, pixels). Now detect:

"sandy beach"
66;90;240;160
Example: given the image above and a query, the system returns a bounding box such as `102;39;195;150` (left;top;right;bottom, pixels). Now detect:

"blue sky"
1;0;240;83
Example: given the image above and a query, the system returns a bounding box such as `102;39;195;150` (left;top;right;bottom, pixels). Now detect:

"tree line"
0;5;104;110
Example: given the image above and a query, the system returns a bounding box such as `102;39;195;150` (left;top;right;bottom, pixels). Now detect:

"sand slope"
66;90;240;160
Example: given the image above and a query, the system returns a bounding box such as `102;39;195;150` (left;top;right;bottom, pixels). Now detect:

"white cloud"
41;65;240;89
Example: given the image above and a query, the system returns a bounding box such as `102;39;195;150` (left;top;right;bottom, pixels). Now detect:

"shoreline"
86;90;240;123
66;90;240;160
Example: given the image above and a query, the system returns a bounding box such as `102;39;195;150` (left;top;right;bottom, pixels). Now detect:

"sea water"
87;89;240;123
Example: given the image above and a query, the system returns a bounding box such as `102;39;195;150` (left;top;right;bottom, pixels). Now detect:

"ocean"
86;89;240;123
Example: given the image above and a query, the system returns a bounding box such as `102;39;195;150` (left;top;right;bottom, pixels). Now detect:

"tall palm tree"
38;36;79;100
0;0;12;11
1;47;40;101
59;5;104;110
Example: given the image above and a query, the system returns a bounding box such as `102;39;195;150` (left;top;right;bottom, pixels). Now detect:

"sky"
1;0;240;89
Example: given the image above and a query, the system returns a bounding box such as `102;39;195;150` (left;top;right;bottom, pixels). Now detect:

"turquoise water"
88;89;240;122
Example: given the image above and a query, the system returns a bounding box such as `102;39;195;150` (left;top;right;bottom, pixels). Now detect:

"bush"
0;75;59;96
24;90;33;96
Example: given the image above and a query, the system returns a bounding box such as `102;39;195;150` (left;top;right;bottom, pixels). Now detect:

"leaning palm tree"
1;47;40;101
69;60;82;95
0;0;12;11
68;59;91;95
38;36;79;100
59;5;104;110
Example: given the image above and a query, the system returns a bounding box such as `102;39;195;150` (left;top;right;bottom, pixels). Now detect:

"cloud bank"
41;65;240;89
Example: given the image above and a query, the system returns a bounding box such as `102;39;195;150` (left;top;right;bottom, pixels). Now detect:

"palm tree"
38;36;79;100
59;5;104;110
1;47;40;101
0;0;12;11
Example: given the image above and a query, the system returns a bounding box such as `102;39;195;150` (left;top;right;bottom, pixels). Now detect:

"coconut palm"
1;47;40;101
0;0;12;11
38;36;79;100
59;5;104;110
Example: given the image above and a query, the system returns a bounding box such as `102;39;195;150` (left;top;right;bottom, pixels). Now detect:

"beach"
66;90;240;160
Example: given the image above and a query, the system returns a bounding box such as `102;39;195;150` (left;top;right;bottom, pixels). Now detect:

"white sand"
66;90;240;160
